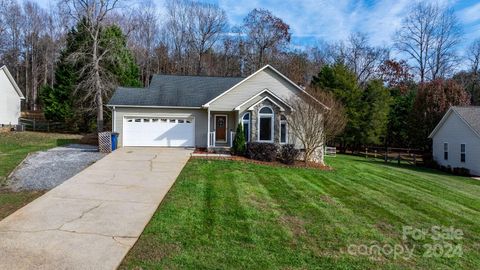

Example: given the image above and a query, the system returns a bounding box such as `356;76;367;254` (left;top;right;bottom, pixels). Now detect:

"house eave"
106;104;203;109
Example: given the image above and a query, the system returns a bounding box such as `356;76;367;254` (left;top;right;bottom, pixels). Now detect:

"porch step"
208;147;231;154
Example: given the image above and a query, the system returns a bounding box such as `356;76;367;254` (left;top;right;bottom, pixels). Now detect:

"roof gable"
203;65;326;108
0;66;24;99
429;106;480;139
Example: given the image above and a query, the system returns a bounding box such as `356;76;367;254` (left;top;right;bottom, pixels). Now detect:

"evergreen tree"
232;123;246;155
360;79;391;145
311;63;363;149
40;19;140;131
387;86;416;147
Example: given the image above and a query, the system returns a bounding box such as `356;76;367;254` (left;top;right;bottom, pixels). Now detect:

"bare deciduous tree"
242;8;291;71
332;33;389;84
395;2;461;82
428;7;462;80
287;90;346;165
129;0;159;86
188;2;226;75
63;0;120;132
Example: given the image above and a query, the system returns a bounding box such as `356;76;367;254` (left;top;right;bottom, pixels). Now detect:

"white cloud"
217;0;459;48
458;2;480;24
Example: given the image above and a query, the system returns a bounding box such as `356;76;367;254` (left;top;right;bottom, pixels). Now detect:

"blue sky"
35;0;480;52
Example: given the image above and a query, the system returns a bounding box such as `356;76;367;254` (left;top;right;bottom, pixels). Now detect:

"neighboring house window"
444;143;448;160
280;115;287;144
258;106;274;142
461;144;466;162
242;113;250;142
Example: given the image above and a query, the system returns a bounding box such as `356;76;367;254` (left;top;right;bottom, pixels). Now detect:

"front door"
215;115;227;142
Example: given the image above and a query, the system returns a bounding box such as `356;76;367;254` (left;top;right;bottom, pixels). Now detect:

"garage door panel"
123;117;195;147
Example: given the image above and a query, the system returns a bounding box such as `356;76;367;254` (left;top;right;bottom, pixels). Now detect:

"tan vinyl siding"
113;107;208;147
209;68;302;111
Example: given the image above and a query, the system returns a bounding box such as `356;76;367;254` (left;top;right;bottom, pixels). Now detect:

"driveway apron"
0;147;192;270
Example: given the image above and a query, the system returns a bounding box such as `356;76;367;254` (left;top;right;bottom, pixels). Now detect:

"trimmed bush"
453;167;470;176
231;123;246;155
280;144;299;165
246;142;278;162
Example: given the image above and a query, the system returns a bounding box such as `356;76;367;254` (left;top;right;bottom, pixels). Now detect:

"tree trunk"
96;91;103;132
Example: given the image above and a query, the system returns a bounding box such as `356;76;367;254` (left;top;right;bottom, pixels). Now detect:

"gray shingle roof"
108;74;244;107
453;106;480;136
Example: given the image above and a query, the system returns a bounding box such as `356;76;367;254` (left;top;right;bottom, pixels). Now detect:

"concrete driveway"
0;147;192;270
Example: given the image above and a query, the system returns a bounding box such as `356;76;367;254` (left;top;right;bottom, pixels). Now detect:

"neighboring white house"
0;65;24;125
428;106;480;176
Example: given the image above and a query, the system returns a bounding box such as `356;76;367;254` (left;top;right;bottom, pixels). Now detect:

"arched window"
280;115;287;144
242;112;250;142
259;107;273;114
258;106;274;142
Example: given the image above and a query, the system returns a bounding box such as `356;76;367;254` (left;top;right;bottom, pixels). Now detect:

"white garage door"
123;116;195;147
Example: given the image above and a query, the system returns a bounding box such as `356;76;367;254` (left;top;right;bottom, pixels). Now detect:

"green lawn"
0;132;81;219
121;155;480;269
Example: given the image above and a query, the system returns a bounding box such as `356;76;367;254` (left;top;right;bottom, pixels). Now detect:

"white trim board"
234;88;293;111
0;65;24;99
247;97;288;112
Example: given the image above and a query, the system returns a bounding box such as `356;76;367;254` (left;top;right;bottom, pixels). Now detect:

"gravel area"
8;144;106;191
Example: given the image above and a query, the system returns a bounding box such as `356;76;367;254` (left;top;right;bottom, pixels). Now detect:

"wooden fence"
360;147;424;165
18;118;66;132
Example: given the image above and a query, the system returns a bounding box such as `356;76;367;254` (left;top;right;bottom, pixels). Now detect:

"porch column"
207;107;210;148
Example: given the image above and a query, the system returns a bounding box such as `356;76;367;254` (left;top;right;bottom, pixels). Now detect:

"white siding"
209;68;301;111
432;112;480;176
0;70;21;125
113;107;208;148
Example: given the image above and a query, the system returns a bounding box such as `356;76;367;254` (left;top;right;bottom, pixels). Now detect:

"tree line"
0;0;479;151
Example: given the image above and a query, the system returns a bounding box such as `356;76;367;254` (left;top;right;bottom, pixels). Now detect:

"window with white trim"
242;112;250;142
461;144;466;162
258;106;274;142
280;115;287;144
444;143;448;160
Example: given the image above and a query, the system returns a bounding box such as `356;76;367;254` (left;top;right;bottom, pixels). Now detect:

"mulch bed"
191;154;331;170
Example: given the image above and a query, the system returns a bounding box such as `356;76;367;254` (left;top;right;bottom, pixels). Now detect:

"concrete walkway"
0;147;192;270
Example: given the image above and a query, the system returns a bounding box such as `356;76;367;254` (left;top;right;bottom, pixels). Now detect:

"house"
108;65;323;158
428;106;480;176
0;65;24;125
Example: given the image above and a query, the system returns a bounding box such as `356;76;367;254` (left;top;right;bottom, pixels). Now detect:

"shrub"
246;142;278;162
280;144;299;165
231;123;246;155
453;167;470;176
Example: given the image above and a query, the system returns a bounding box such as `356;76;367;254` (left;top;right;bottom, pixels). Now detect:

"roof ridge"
152;73;244;79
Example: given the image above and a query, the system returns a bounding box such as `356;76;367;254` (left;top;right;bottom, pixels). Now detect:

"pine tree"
232;123;246;155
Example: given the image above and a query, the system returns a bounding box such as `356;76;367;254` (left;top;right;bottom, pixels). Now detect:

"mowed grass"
121;155;480;270
0;132;81;219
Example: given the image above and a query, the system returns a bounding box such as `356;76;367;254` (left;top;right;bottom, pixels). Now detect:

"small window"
186;120;192;123
127;119;133;122
143;118;150;123
242;112;250;142
280;115;287;144
178;119;185;123
161;118;167;122
169;119;176;123
135;118;141;122
152;118;159;122
444;143;448;160
461;144;466;163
